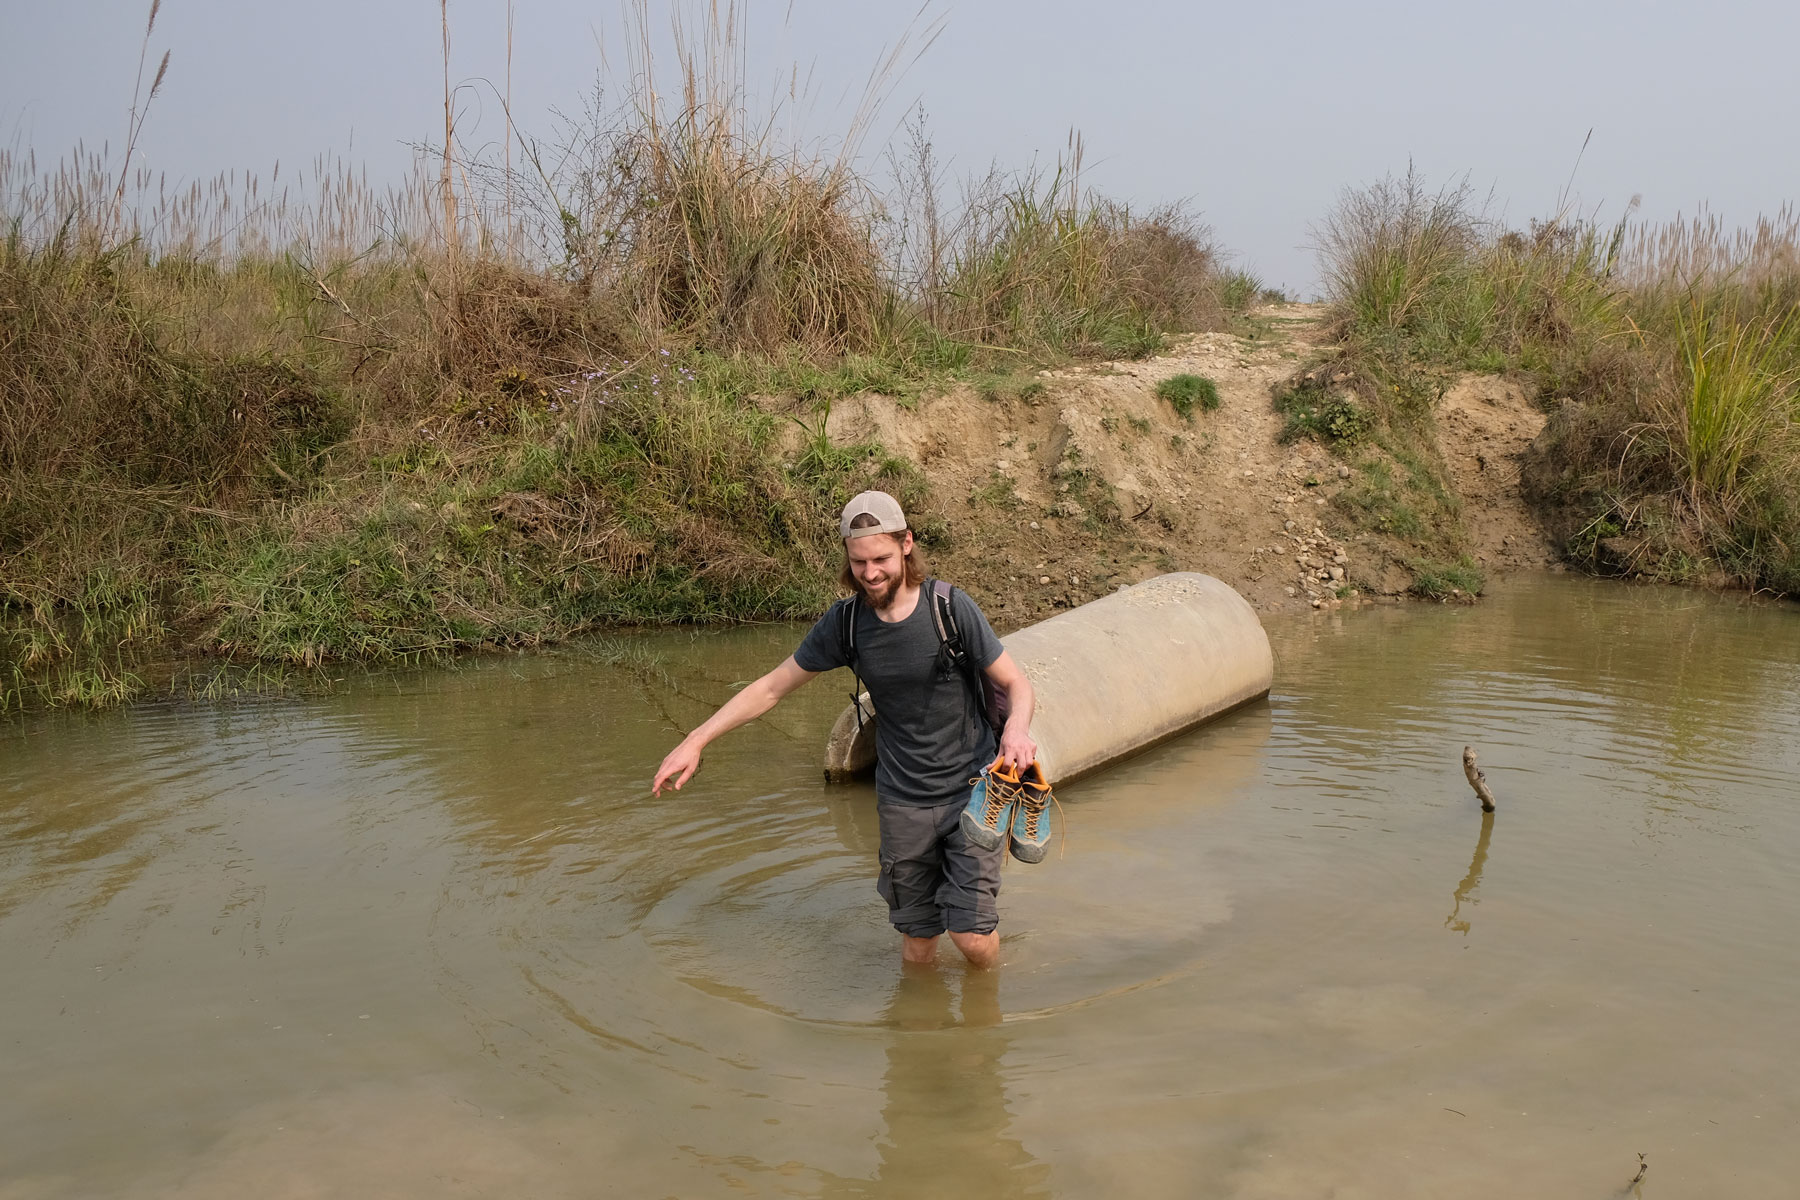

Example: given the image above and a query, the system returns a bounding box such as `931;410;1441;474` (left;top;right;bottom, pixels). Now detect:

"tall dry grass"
1314;168;1627;380
1315;169;1485;337
1661;289;1799;503
1316;171;1800;593
883;126;1233;359
1620;207;1800;303
1594;211;1800;587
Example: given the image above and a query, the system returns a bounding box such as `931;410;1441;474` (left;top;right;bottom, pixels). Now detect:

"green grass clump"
1333;440;1462;547
971;371;1049;404
1274;377;1370;443
1220;270;1263;313
969;471;1021;510
1408;556;1485;600
1662;288;1799;500
1156;373;1221;420
1335;460;1424;539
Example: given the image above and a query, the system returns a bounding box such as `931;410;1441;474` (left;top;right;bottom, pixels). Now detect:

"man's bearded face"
847;533;911;608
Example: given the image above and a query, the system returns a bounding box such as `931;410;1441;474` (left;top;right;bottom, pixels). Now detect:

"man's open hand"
652;741;701;795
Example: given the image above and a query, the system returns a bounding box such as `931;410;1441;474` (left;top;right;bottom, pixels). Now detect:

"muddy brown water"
3;575;1797;1198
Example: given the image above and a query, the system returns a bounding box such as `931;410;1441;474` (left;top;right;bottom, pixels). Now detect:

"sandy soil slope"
1434;376;1557;575
824;305;1553;632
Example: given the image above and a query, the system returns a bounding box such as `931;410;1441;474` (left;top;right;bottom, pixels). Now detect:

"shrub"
1658;287;1799;503
1220;270;1263;312
1273;377;1369;442
1157;373;1221;420
929;151;1227;357
1515;212;1800;593
1317;167;1800;596
1315;168;1483;336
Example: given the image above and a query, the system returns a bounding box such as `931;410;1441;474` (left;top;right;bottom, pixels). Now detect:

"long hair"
838;527;927;599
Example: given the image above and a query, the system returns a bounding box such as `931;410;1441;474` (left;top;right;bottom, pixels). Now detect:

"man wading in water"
651;491;1042;969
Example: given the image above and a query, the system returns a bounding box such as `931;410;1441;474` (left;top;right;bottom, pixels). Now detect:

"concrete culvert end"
822;573;1273;785
823;692;878;782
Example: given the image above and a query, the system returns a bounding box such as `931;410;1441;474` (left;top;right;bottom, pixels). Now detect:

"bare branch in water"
1462;745;1497;812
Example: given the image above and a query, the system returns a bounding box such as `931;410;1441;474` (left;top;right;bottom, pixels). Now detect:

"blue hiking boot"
1007;761;1055;864
960;756;1021;851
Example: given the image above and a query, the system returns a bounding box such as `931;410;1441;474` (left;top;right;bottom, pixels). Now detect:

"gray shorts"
875;799;1004;938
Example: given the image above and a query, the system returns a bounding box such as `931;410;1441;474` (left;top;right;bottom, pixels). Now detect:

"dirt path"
826;304;1552;631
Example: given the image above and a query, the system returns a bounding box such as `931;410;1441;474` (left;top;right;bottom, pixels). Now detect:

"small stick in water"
1462;746;1497;813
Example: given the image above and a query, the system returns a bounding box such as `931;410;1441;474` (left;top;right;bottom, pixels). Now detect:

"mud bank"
821;304;1556;631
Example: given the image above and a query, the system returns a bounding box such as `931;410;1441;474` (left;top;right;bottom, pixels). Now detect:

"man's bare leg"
901;934;939;964
947;929;999;969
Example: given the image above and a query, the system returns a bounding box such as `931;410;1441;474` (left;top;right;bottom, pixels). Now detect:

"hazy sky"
5;0;1798;294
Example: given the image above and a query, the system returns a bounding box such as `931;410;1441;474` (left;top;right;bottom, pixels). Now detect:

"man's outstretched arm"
983;650;1037;770
651;656;819;795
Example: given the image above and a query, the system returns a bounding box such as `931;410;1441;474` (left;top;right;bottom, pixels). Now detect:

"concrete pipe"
823;572;1273;785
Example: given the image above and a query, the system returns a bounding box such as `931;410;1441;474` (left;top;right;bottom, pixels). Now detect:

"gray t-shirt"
794;584;1004;806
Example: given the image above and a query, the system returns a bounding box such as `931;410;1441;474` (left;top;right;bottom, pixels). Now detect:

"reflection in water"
1444;811;1494;935
820;966;1049;1199
825;781;883;859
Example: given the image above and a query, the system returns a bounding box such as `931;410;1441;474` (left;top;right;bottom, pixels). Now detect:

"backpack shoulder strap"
835;594;871;731
928;580;1004;733
836;594;861;667
928;578;962;652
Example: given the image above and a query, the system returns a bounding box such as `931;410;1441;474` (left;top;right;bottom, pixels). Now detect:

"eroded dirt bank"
822;304;1555;631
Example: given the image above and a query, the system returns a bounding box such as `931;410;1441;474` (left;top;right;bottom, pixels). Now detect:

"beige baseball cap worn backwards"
839;491;908;540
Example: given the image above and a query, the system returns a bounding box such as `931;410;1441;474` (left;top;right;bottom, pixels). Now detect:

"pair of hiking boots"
961;757;1056;863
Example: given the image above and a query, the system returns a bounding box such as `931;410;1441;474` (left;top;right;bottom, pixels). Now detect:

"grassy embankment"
1;25;1258;712
1293;170;1799;599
